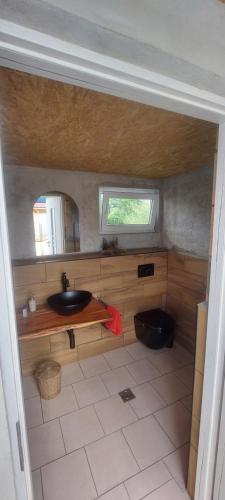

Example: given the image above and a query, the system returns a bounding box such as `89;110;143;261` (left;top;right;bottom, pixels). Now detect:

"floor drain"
119;388;136;402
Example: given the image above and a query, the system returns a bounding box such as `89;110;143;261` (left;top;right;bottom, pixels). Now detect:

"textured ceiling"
0;68;217;178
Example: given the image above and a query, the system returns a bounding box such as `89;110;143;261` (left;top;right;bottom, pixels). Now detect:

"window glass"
99;187;159;234
107;198;152;225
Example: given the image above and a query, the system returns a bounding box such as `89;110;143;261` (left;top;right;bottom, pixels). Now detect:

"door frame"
1;20;225;500
0;142;33;500
195;122;225;499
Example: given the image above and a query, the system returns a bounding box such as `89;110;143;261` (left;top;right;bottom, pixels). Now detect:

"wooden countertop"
17;298;112;341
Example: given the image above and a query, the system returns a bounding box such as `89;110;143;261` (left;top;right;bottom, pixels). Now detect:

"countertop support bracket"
67;329;75;349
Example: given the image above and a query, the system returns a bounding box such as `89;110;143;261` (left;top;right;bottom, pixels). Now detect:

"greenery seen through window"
107;197;152;225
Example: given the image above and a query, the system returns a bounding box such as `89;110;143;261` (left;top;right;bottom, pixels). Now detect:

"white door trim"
195;123;225;499
1;19;225;500
213;374;225;500
0;141;33;500
1;20;225;123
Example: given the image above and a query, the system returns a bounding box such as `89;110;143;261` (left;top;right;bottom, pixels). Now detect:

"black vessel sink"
47;290;92;316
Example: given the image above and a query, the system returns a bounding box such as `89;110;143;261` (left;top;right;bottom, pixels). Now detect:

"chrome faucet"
62;272;70;292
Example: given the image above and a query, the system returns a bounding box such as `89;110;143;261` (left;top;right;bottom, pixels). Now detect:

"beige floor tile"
151;373;190;405
27;344;194;500
25;397;43;429
126;342;150;360
147;347;174;357
149;351;183;375
73;376;109;407
129;382;165;418
174;365;195;390
95;394;137;434
28;420;65;470
98;484;130;500
163;444;190;490
126;359;160;384
86;431;139;495
23;376;39;399
143;478;190;499
80;354;110;378
155;402;191;448
32;469;43;500
61;362;84;386
41;386;78;422
101;367;136;395
125;461;171;500
123;415;174;470
60;405;104;453
181;395;193;412
172;344;194;366
103;347;133;369
42;448;97;500
145;345;179;358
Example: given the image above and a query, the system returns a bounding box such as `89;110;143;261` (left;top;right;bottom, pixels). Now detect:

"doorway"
0;42;223;500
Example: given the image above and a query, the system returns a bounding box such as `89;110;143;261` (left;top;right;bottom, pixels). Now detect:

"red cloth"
104;305;123;336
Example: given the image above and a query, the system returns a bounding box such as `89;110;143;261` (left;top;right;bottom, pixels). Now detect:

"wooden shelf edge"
17;298;112;342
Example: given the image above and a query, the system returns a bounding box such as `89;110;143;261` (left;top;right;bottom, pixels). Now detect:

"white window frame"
99;187;159;234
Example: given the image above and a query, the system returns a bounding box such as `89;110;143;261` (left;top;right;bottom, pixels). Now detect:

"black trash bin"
134;308;175;349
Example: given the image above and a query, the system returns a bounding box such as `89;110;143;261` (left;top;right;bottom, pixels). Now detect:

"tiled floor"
24;341;194;500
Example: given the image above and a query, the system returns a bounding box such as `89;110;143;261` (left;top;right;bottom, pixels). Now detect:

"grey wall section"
4;164;213;260
4;165;162;260
162;166;213;258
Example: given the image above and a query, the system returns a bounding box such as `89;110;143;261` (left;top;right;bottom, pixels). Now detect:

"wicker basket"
34;360;61;400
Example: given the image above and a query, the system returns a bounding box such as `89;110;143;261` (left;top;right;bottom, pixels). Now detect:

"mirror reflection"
33;192;80;256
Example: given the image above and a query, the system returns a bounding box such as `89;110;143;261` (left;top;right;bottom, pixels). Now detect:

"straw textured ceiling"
0;68;217;178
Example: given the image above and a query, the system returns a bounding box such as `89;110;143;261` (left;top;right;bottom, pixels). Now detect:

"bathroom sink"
47;290;92;316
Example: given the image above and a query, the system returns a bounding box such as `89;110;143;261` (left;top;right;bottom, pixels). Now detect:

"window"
99;187;159;234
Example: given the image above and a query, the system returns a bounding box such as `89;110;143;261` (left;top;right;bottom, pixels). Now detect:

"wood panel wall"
13;252;167;375
187;155;215;497
187;302;208;498
13;249;208;375
166;251;208;353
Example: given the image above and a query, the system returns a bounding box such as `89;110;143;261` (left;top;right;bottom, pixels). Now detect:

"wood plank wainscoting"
13;250;208;376
166;251;208;353
187;302;208;498
13;252;167;375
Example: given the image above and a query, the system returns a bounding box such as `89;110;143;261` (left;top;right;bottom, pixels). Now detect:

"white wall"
45;0;225;80
4;165;162;260
1;0;225;97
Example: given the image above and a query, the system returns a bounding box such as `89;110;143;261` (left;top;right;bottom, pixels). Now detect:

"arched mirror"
33;192;80;256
